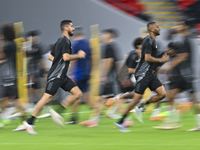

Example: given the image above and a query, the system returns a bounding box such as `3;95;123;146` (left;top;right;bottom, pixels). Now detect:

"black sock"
118;114;128;124
71;113;78;121
27;116;36;125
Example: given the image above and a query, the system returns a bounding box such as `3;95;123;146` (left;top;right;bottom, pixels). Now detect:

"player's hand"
78;50;86;58
161;53;169;63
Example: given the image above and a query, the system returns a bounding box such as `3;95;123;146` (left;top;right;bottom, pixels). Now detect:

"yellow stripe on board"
145;6;175;9
154;16;182;19
144;11;178;15
137;2;172;5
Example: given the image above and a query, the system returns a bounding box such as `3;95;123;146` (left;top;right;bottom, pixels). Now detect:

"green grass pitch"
0;105;199;150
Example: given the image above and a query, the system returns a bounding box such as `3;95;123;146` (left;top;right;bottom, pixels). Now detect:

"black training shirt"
47;35;72;80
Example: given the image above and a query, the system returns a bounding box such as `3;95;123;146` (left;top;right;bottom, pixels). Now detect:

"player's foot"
157;111;170;118
12;124;26;131
49;107;65;128
37;113;51;119
114;122;130;133
122;121;134;127
23;121;37;135
153;124;182;130
87;120;98;127
134;106;143;123
8;112;23;120
105;98;114;107
149;116;167;121
78;120;90;126
65;118;77;124
187;127;200;131
106;113;121;119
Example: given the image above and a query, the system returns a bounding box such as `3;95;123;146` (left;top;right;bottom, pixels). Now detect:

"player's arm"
48;54;54;61
63;50;85;61
168;52;189;69
128;68;135;74
0;59;6;65
145;53;168;63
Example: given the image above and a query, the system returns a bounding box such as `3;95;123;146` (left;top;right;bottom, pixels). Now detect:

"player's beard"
68;30;74;36
154;30;160;36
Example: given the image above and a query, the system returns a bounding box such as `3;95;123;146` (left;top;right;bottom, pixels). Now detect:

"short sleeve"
50;44;56;56
126;52;138;69
3;42;16;56
104;45;115;59
143;39;152;54
61;39;70;55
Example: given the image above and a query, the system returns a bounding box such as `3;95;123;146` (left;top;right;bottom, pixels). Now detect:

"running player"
155;21;200;131
23;20;86;135
115;22;169;132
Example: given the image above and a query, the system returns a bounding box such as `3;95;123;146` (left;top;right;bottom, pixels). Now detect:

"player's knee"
75;91;82;99
159;92;166;99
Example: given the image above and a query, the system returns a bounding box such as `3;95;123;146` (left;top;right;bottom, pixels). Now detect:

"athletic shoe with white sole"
114;122;130;133
23;121;37;135
37;113;51;119
49;107;65;128
12;124;26;131
134;106;143;123
153;124;182;130
187;127;200;131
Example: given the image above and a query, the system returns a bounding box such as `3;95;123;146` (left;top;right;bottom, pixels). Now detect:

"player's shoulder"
57;35;70;45
143;35;154;45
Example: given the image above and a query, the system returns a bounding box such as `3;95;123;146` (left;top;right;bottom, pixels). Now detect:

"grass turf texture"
0;104;199;150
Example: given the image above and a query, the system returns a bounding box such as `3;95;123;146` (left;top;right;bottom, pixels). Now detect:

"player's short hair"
74;26;84;36
1;23;15;41
60;20;72;31
102;28;119;38
133;37;143;49
26;30;41;37
147;22;156;32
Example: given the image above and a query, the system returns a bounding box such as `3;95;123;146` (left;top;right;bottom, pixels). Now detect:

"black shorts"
3;81;18;99
135;72;162;95
76;78;89;93
45;77;76;96
169;76;194;93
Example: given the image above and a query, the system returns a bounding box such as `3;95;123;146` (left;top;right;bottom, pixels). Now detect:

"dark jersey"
126;50;140;69
26;43;43;76
102;42;122;81
135;35;158;78
47;35;72;80
1;41;17;83
171;36;193;79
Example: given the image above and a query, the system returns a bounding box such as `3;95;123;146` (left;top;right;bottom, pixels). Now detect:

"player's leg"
139;74;166;111
61;86;82;108
67;79;89;124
